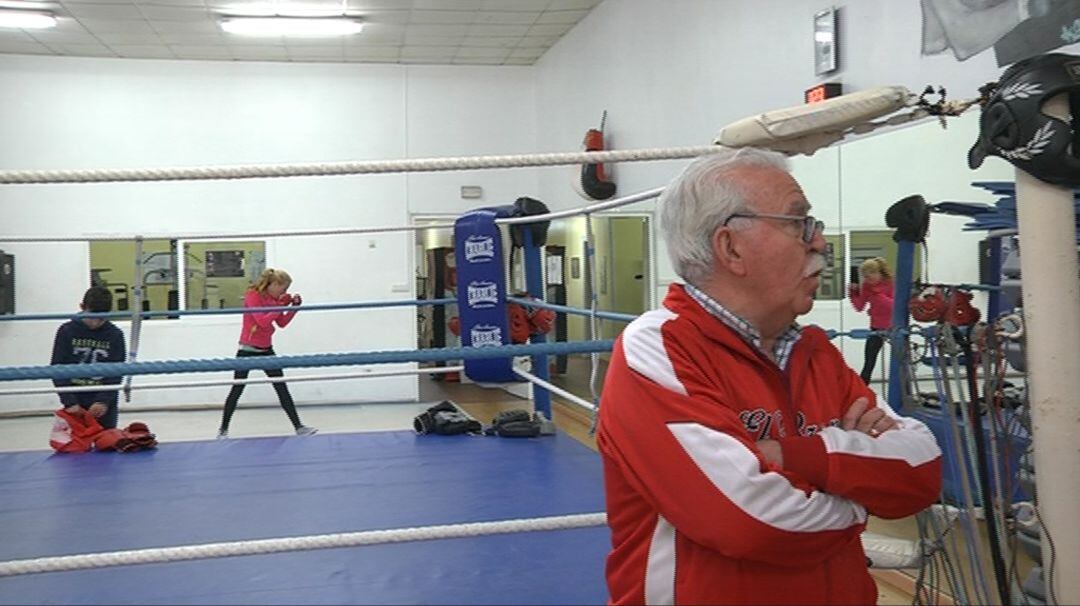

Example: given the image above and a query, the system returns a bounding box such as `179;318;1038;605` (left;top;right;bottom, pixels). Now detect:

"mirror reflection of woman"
848;257;894;385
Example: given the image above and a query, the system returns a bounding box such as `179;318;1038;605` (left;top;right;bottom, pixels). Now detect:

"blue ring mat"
0;430;609;605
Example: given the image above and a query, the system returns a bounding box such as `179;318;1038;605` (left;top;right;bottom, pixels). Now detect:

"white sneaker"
216;430;229;440
295;426;318;436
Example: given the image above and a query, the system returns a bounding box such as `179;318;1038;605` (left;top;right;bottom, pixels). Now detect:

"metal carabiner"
994;312;1024;340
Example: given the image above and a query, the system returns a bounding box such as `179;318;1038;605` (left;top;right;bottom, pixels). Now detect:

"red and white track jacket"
597;284;942;605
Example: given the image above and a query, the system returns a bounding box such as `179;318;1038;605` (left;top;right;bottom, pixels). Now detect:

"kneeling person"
50;286;126;429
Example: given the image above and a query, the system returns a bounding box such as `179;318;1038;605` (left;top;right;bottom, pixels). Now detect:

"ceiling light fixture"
0;8;56;29
220;16;363;36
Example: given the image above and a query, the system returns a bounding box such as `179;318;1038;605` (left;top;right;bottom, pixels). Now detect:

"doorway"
552;213;653;344
601;215;650;339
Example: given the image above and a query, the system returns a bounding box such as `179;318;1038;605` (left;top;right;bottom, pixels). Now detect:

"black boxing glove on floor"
485;409;541;438
413;401;481;435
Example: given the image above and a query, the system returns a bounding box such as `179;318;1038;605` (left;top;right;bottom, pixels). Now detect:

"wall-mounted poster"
816;234;845;300
546;254;564;286
205;250;245;278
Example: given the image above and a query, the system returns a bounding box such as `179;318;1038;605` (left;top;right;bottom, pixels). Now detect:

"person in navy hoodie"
217;268;316;439
848;257;895;385
50;286;127;429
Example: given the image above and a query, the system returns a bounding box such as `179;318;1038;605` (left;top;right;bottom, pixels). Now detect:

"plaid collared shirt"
684;284;803;371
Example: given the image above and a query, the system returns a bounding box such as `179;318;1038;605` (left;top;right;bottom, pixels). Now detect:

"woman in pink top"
848;257;895;385
218;268;316;439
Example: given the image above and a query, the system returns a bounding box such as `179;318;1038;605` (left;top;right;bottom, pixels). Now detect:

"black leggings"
860;335;885;385
219;348;302;431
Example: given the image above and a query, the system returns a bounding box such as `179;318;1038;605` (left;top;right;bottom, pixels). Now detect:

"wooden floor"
419;356;604;449
421;356;1029;606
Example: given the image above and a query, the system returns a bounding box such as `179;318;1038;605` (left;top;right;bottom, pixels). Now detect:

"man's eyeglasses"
723;212;825;244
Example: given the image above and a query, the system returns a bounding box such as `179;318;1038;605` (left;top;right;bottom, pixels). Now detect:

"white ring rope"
0;186;665;243
513;368;596;412
584;212;602;430
0;366;464;398
498;187;665;225
0;512;608;577
0;146;720;185
0;224;443;243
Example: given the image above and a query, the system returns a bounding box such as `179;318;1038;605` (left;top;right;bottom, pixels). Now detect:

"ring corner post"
884;195;927;414
522;228;551;420
1014;166;1080;605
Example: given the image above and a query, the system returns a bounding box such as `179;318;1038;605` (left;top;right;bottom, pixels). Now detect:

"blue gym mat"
0;431;609;605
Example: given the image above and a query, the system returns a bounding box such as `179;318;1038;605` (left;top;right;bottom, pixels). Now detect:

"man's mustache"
803;254;827;278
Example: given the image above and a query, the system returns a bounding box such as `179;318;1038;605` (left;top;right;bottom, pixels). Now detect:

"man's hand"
64;404;84;416
757;439;783;467
842;397;898;437
87;403;108;418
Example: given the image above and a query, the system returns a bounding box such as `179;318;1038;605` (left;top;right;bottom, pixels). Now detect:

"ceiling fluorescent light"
221;16;363;36
221;3;345;18
0;8;56;29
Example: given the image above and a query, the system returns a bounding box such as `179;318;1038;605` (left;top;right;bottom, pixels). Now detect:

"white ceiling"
0;0;600;64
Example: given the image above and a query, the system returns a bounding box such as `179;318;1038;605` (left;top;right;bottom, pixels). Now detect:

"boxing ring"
0;86;995;605
0;140;683;605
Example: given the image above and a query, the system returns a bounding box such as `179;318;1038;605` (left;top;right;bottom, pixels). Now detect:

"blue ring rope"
505;296;637;323
825;328;890;340
502;300;908;339
0;340;616;382
0;298;456;323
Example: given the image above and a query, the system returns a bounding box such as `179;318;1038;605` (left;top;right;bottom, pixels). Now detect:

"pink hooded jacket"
849;280;894;330
239;290;295;349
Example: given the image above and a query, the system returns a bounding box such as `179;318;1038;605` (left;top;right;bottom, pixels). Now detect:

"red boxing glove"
529;308;555;335
93;428;125;452
291;294;302;306
124;422;159;450
508;304;531;344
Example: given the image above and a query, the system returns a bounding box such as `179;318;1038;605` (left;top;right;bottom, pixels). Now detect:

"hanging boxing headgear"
885;194;930;243
968;53;1080;187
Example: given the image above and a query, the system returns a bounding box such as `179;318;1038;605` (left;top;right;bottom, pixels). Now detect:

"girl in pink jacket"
848;257;894;384
218;268;316;439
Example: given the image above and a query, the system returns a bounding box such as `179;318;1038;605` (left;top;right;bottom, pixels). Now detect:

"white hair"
659;146;790;287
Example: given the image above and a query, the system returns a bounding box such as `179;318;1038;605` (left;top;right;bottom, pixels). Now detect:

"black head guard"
969;53;1080;188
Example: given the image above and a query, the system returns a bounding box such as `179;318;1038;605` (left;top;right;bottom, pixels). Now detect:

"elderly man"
597;147;942;605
